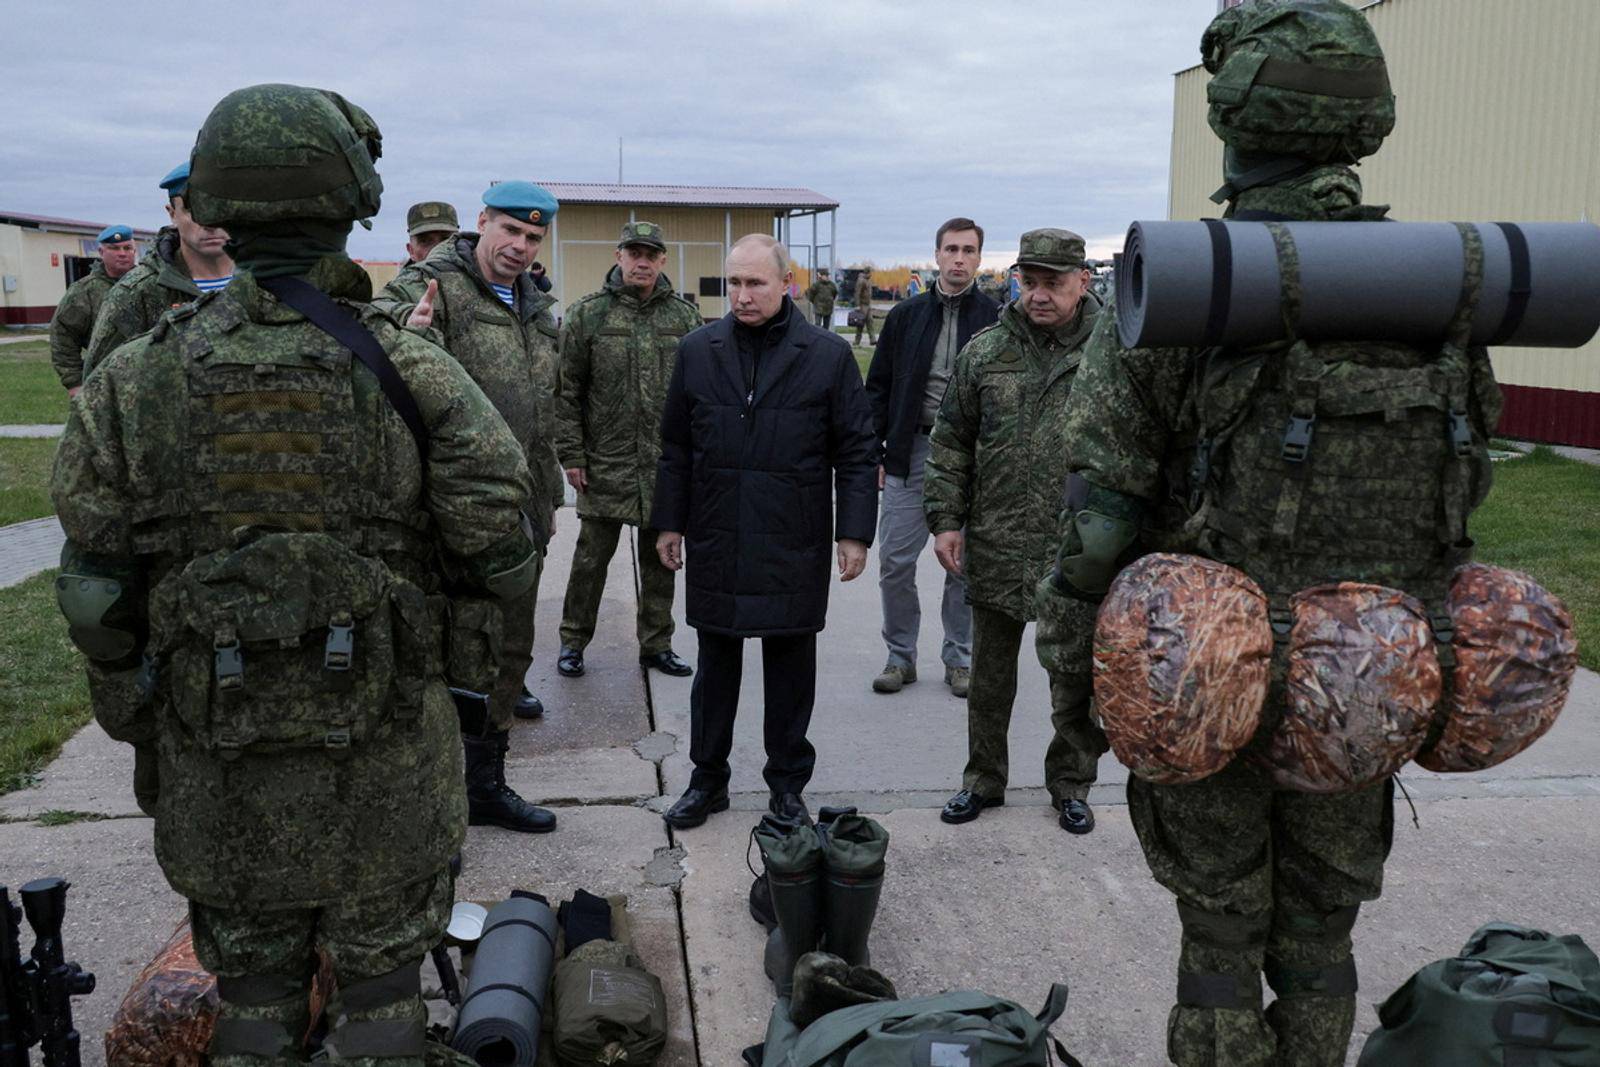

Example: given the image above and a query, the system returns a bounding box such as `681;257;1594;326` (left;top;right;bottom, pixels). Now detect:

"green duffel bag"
1358;923;1600;1066
551;939;668;1065
778;984;1081;1067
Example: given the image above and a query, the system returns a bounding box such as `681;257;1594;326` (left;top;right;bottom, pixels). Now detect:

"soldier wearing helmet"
1039;3;1503;1064
51;83;539;1063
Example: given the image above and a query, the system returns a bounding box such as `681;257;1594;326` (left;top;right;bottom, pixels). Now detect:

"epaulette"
148;291;215;341
676;292;702;312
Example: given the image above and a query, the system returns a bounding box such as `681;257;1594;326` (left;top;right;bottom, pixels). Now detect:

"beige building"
1169;0;1600;446
0;211;158;326
536;183;839;320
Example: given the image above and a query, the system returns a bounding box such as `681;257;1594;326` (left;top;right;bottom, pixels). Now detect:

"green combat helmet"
185;84;383;227
1202;0;1395;168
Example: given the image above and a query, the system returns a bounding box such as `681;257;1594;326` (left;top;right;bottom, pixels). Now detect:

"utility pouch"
149;530;430;755
443;596;505;695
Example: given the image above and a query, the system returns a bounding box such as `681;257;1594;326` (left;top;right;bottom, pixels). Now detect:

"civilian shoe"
940;789;1003;825
1058;798;1095;835
944;666;970;698
513;686;545;719
557;646;585;677
769;791;811;824
664;786;730;829
871;663;917;694
640;649;693;677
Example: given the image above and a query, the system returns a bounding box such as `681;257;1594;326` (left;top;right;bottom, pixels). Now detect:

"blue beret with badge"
159;161;190;198
482;181;559;225
97;225;134;244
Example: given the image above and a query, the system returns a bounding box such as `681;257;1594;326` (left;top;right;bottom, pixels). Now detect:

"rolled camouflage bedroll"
1115;220;1600;349
451;896;556;1066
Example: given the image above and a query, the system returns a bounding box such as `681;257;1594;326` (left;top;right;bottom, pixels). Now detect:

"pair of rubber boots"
751;807;889;997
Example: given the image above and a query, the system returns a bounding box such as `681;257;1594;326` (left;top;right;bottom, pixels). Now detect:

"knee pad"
1265;905;1361;1000
323;962;426;1059
1176;903;1271;1011
211;973;309;1060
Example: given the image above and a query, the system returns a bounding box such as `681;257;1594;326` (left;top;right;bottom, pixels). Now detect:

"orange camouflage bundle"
1094;553;1272;783
1257;583;1442;792
1416;562;1578;772
104;919;335;1066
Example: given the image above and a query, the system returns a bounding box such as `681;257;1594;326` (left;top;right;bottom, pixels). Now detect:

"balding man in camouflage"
554;221;702;678
923;228;1108;833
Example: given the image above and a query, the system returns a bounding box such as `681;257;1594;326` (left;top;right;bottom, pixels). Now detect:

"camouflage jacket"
805;277;838;316
52;256;536;909
83;227;203;378
376;233;565;529
854;275;872;307
924;293;1103;620
48;263;116;389
554;266;702;525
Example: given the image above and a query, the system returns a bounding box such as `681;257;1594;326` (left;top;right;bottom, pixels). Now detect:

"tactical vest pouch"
1094;553;1272;784
1253;582;1443;793
150;530;431;755
1357;923;1600;1066
443;597;505;695
1415;563;1577;772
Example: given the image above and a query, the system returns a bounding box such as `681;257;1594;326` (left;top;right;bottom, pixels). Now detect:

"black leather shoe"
557;646;585;677
1058;798;1095;835
640;649;693;677
663;787;730;829
768;792;811;824
940;789;1003;825
513;686;545;719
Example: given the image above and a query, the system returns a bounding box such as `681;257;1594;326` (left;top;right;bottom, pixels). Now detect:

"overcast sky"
3;0;1221;270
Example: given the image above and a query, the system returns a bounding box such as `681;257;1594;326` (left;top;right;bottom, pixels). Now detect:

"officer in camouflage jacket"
554;221;702;678
923;228;1108;833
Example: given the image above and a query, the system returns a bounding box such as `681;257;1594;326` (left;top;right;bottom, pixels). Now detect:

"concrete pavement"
3;512;1597;1065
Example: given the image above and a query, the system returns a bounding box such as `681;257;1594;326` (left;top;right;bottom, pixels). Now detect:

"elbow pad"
56;573;144;663
1051;475;1143;600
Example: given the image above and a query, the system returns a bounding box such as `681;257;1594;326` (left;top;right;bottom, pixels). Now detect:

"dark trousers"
688;629;817;795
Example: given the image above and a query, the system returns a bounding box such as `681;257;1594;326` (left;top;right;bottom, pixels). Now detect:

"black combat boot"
463;730;557;833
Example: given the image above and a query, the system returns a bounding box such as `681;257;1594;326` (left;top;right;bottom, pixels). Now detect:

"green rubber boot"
820;812;889;967
754;815;825;996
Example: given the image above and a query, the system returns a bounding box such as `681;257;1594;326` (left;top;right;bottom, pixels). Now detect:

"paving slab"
0;817;186;1067
457;805;693;1067
0;423;64;438
677;796;1600;1067
0;722;139;820
0;515;65;589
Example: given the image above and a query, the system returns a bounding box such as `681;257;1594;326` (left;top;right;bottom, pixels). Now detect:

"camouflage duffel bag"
1094;553;1273;784
148;529;435;754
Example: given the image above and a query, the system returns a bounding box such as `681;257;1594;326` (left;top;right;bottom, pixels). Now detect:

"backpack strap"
1031;983;1088;1067
258;275;429;462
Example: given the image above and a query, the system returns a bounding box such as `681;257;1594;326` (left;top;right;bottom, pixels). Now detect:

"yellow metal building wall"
1167;0;1600;392
0;226;114;320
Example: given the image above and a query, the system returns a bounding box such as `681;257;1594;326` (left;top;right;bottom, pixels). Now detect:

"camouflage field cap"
406;201;458;237
1015;228;1087;273
619;220;667;251
1201;0;1395;164
186;84;383;227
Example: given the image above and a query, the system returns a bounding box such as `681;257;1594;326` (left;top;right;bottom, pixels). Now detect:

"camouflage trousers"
962;605;1107;803
190;868;452;1065
558;518;676;656
488;550;544;731
1127;762;1395;1067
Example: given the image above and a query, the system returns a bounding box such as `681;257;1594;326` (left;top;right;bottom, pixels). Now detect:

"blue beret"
97;225;134;244
482;181;559;225
159;161;190;197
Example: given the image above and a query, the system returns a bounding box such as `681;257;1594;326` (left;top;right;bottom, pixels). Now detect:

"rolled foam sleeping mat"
1116;220;1600;350
451;896;557;1066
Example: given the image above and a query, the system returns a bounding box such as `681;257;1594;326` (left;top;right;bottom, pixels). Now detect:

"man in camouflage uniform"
376;180;564;834
852;268;876;345
1040;3;1502;1063
554;221;701;678
84;161;235;377
48;224;138;394
402;201;457;266
804;267;838;328
51;83;540;1065
923;228;1108;832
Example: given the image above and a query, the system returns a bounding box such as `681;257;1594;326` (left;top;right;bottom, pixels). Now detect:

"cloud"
0;0;1219;266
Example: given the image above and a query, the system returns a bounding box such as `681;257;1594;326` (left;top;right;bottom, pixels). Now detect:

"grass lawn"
0;437;58;526
0;340;69;425
0;570;91;795
1472;447;1600;671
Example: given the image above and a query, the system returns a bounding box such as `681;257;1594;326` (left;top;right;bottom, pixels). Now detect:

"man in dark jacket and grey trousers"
863;218;1000;698
653;234;880;829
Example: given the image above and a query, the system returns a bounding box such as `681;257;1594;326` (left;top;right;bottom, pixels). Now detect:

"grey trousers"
877;432;972;671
